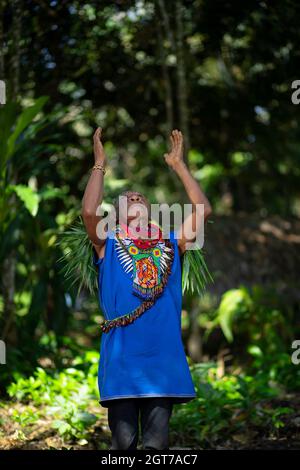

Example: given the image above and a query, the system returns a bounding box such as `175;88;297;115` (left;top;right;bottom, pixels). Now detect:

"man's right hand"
93;127;106;166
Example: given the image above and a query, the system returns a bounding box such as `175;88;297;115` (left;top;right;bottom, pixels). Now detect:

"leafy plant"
49;391;97;440
170;362;292;448
8;351;99;405
182;243;214;296
214;286;253;342
56;217;98;295
7;351;100;441
11;407;40;427
0;97;78;354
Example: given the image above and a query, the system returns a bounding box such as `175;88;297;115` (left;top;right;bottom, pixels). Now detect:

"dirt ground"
0;396;299;450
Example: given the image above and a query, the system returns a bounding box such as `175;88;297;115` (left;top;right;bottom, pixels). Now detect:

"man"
81;127;212;450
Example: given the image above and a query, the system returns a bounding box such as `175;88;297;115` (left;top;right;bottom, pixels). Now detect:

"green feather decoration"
56;217;214;297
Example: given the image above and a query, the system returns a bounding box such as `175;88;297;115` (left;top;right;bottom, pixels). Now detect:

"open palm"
164;129;184;170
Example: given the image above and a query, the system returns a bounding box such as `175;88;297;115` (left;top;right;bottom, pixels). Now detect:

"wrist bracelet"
92;163;106;175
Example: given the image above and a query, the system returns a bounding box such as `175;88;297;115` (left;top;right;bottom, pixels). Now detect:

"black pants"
107;397;173;450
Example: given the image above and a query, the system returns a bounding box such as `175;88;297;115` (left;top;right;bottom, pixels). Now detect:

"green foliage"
7;351;99;441
50;394;97;440
268;407;294;430
6;346;297;446
0;98;48;232
56;216;98;296
8;352;99;404
182;244;214;296
8;185;40;217
203;285;300;390
4;0;299;215
171;362;294;447
11;407;40;427
214;286;253;342
212;285;294;348
0;97;48;171
0;98;78;348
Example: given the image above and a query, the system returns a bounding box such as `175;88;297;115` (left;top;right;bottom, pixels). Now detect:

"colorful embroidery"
114;222;173;301
100;222;175;333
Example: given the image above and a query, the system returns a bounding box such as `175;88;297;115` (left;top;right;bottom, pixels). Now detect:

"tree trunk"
175;0;190;162
155;4;174;137
186;299;203;362
10;0;21;96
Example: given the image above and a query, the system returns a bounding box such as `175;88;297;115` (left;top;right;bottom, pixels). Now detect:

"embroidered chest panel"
114;223;174;301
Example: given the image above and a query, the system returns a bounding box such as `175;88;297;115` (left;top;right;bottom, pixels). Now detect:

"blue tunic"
92;228;197;408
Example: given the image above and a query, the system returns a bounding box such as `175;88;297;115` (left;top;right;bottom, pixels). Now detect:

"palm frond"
56;216;214;298
182;243;214;296
56;216;98;296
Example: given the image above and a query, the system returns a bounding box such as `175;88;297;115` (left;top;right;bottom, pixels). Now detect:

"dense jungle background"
0;0;300;450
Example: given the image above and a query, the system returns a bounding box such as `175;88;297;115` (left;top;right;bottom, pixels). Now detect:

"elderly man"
82;127;212;450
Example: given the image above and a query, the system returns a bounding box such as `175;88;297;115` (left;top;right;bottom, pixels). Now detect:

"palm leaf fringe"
56;216;98;296
181;242;214;296
56;217;214;297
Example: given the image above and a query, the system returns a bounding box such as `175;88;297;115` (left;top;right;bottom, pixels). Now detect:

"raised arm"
164;129;212;255
81;127;107;250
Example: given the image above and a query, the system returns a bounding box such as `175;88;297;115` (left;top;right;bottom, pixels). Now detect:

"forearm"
82;127;106;217
173;161;212;215
164;129;212;252
81;127;108;244
81;169;106;245
82;169;104;216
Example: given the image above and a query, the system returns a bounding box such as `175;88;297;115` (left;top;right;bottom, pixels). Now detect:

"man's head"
113;190;151;226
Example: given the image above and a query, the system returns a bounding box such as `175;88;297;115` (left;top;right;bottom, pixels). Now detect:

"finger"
95;127;102;141
173;130;178;147
173;129;179;148
178;130;183;145
170;133;175;150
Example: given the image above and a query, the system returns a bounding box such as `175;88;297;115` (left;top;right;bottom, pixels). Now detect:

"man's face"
118;191;150;224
